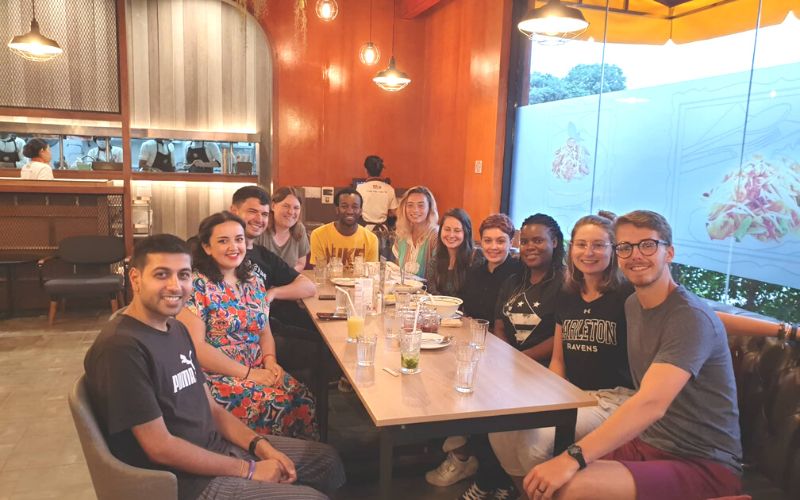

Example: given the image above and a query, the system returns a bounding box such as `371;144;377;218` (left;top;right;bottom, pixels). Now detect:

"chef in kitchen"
185;140;222;166
138;138;175;172
0;133;26;168
73;136;123;167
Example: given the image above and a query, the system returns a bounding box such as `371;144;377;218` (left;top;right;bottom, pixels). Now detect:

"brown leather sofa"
728;332;799;499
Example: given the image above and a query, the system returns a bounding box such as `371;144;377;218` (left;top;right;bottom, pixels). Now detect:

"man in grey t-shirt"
523;210;742;500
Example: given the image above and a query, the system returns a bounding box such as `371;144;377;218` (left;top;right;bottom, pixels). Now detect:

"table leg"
3;265;14;319
379;429;394;500
553;408;578;455
316;340;329;443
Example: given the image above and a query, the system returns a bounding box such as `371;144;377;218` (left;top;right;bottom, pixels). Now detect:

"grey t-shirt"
262;226;310;269
625;285;742;473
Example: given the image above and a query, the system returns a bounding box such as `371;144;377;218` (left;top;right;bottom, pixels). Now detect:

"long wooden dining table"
303;282;596;499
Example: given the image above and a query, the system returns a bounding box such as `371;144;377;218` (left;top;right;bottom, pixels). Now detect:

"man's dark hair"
232;185;270;206
131;234;191;270
334;187;363;207
193;211;252;283
364;155;384;177
22;138;49;159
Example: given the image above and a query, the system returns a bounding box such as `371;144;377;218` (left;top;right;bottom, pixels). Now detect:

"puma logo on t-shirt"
173;350;198;393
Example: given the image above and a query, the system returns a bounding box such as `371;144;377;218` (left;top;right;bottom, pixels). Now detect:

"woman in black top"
460;214;524;325
425;208;484;297
494;213;566;363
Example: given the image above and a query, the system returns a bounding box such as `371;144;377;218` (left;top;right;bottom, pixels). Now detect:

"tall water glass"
383;309;399;339
470;319;489;350
357;332;377;366
455;341;480;393
314;266;327;287
335;287;350;316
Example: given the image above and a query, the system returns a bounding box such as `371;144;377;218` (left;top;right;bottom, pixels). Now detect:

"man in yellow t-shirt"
310;188;379;267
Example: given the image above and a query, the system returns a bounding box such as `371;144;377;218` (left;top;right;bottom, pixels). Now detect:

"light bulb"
359;42;380;66
316;0;339;22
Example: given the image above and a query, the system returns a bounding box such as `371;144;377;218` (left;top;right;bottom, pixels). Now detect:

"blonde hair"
396;186;439;239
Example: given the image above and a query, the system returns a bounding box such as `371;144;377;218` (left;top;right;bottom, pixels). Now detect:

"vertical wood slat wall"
125;0;272;135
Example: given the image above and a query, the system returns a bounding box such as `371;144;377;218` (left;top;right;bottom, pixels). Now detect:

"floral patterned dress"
186;271;318;440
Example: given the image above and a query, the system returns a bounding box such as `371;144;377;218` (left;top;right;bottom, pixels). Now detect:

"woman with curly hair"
177;211;317;440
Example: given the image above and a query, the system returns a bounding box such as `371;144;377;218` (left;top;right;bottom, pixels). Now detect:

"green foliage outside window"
530;64;627;104
671;262;800;323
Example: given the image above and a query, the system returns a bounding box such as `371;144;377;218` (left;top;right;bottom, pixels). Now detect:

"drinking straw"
335;286;357;315
412;301;421;332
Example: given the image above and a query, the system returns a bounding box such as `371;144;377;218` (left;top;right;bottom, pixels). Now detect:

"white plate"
420;332;451;350
330;278;357;287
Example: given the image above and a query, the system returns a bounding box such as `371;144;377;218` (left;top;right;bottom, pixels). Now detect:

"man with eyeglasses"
523;210;741;500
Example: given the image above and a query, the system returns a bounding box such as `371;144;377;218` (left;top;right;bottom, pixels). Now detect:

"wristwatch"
566;444;587;470
248;435;267;456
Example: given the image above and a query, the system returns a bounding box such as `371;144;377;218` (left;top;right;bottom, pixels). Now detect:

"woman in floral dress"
177;211;317;440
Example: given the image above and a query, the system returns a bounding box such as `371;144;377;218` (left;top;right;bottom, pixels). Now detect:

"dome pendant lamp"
373;1;410;92
518;0;589;42
359;0;380;66
315;0;339;22
8;0;63;62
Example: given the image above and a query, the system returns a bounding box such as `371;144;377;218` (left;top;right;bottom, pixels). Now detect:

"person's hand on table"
523;453;579;499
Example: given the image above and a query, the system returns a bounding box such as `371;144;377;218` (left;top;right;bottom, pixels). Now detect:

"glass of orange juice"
346;301;365;344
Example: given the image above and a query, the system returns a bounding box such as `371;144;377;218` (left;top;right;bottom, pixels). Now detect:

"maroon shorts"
602;438;742;500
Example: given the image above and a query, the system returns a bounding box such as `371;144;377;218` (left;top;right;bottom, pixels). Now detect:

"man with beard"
84;234;345;500
309;188;379;267
522;210;742;500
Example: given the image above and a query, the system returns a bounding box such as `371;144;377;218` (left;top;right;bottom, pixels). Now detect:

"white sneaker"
459;481;493;500
425;452;479;487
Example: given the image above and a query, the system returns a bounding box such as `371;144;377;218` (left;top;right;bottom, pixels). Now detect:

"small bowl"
429;295;463;318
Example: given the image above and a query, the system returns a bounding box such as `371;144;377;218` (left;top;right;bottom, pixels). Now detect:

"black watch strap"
567;444;587;470
248;435;267;456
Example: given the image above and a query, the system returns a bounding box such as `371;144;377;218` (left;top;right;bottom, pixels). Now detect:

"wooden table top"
303;282;596;428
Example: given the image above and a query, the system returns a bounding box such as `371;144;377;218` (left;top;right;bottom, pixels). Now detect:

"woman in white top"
393;185;439;277
20;138;54;180
263;187;310;272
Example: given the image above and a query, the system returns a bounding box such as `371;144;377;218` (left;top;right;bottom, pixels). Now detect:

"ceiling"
552;0;797;44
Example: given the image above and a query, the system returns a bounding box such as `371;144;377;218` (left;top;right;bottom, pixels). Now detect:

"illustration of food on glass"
704;156;800;242
551;122;591;182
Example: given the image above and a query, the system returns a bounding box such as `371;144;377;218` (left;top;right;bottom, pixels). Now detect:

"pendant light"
518;0;589;41
373;1;410;92
8;0;63;62
315;0;339;22
359;0;380;66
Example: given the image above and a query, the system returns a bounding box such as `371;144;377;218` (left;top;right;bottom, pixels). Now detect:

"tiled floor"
0;311;467;500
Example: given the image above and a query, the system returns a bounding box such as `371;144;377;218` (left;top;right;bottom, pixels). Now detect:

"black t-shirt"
461;255;524;325
556;283;635;391
495;269;564;353
247;244;299;290
84;315;227;500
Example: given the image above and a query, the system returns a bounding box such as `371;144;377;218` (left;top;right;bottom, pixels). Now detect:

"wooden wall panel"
126;0;271;134
251;0;511;224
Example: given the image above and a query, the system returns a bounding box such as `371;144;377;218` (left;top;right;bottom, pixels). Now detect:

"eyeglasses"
614;239;670;258
571;241;610;252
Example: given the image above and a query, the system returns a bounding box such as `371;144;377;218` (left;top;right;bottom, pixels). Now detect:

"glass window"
508;6;800;322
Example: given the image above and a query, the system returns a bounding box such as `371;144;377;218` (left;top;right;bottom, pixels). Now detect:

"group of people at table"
82;156;796;499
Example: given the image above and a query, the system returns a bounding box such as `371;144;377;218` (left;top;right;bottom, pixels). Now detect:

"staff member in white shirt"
138;139;175;172
73;137;123;167
0;133;26;168
185;141;222;166
356;155;398;229
20;138;55;180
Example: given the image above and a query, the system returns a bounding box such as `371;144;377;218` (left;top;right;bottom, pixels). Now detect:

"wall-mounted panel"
0;0;120;113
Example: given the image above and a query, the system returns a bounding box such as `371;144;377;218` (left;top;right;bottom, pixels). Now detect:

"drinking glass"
353;255;365;277
470;319;490;350
395;291;411;310
383;309;399;339
455;341;480;393
314;266;327;287
346;300;365;344
335;287;350;316
400;330;422;374
357;333;377;366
